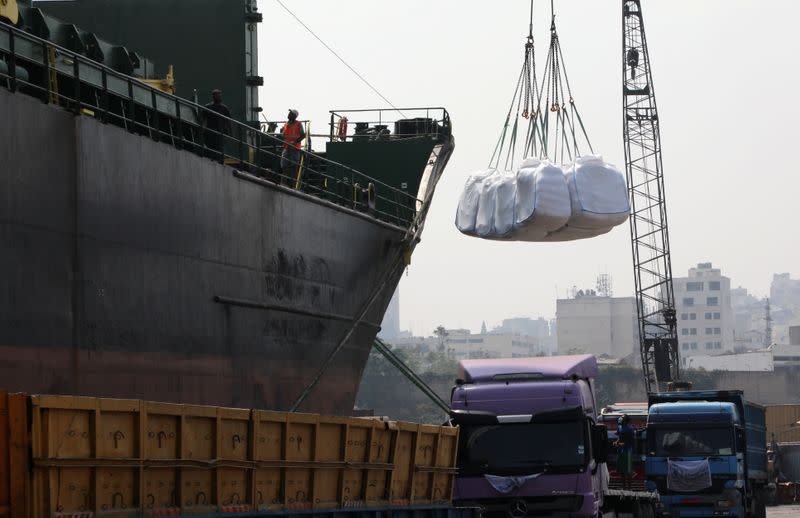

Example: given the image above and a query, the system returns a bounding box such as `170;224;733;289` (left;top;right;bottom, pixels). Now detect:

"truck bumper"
656;502;744;518
454;493;592;517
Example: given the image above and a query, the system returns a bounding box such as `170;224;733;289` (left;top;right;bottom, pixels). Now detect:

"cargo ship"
0;0;454;414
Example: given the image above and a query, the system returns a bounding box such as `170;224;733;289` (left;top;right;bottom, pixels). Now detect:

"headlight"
715;500;733;509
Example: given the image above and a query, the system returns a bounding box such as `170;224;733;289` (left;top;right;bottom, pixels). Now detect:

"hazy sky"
260;1;800;336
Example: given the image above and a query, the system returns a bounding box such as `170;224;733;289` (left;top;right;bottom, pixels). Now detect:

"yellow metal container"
0;392;458;517
766;404;800;443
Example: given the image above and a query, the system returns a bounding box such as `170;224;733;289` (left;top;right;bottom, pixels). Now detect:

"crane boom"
622;0;680;392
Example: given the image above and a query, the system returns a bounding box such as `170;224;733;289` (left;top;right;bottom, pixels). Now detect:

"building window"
704;312;712;319
709;281;721;290
705;328;712;335
690;328;697;336
705;342;713;349
714;312;721;320
682;328;689;336
714;328;721;335
681;313;688;320
687;282;704;291
714;342;722;349
682;343;689;350
707;297;718;306
683;297;694;306
691;343;698;350
690;313;697;320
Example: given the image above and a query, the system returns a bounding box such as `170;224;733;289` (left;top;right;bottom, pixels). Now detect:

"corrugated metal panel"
766;404;800;443
778;442;800;482
1;392;458;518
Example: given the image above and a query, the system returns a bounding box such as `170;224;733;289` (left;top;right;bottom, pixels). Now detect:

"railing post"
8;28;16;93
329;112;334;141
41;41;49;103
72;54;81;114
101;66;108;123
150;89;159;141
126;77;134;132
174;97;183;149
239;123;245;167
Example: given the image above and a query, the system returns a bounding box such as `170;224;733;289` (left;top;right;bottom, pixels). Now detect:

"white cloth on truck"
667;459;712;492
562;154;629;231
484;473;543;494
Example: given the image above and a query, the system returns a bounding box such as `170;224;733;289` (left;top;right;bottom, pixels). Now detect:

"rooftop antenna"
597;273;613;297
765;298;773;347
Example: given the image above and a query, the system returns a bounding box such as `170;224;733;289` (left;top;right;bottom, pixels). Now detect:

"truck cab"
598;402;648;491
645;391;768;518
449;355;609;518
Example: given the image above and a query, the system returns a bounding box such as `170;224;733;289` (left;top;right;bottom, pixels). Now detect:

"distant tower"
765;298;773;346
481;321;487;334
378;288;401;340
597;273;613;297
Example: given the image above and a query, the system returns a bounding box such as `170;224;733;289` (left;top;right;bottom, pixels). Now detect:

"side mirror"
736;428;746;452
635;429;648;456
592;424;609;463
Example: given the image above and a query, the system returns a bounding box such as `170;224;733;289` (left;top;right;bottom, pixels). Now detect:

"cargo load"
454;0;630;244
0;392;460;518
454;156;628;241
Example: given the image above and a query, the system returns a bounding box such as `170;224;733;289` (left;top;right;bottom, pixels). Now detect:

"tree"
433;325;448;352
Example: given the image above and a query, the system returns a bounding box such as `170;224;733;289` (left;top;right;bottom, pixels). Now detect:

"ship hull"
0;88;405;414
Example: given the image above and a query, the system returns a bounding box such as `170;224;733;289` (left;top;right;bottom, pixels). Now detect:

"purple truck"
449;354;657;518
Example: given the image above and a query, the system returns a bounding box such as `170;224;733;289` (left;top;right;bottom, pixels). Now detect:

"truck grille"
460;495;584;518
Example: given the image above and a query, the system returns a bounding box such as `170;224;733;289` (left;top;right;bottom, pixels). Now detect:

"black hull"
0;88;410;414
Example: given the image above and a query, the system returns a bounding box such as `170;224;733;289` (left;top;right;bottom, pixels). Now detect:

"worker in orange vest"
280;109;306;185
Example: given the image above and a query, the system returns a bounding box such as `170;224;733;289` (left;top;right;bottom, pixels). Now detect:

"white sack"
475;174;498;237
542;225;613;242
514;159;571;241
493;172;517;236
563;154;629;230
453;154;628;243
455;170;493;234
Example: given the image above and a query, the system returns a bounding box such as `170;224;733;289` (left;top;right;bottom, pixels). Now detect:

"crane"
622;0;683;393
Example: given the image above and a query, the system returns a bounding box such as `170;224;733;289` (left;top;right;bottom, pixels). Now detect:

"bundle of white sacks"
455;155;629;242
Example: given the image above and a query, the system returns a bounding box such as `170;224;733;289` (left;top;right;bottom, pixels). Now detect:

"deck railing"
0;20;437;229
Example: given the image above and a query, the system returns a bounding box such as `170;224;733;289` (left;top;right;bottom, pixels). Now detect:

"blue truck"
645;390;769;518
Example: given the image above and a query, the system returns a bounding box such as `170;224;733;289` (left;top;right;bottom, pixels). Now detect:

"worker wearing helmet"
203;89;231;162
615;414;635;489
280;109;306;185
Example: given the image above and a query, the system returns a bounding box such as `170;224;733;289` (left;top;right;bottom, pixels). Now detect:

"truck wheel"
756;498;766;518
633;501;654;518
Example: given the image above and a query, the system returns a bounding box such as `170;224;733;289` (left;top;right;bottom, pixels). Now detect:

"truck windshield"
651;427;734;457
457;421;587;476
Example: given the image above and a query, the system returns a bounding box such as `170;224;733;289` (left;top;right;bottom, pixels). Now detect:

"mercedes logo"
508;499;528;518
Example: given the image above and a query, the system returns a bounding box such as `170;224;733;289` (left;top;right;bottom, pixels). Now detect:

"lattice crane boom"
622;0;681;393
